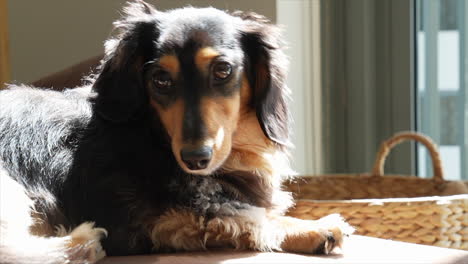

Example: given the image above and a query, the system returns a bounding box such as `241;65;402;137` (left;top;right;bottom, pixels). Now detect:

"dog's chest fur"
168;176;252;216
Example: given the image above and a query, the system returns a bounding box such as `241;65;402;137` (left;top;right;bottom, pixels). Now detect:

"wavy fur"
0;2;352;263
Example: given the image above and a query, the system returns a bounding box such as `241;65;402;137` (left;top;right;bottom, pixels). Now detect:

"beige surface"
99;235;468;264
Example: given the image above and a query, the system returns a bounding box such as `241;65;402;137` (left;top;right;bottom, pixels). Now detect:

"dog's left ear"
92;1;159;122
235;11;291;146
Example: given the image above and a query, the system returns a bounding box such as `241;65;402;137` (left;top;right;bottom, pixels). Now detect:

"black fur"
0;1;291;257
234;11;291;146
93;21;158;123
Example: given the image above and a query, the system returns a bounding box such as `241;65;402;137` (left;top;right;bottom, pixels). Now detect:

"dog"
0;1;353;263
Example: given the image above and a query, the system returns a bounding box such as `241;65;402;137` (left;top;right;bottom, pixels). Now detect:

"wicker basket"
286;132;468;250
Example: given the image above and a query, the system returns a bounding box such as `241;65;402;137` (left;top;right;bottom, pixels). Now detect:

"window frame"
416;0;468;179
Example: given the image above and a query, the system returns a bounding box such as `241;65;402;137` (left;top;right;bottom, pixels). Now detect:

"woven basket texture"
285;132;468;250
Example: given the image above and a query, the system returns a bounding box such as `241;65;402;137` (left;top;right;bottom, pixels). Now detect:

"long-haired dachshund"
0;1;353;263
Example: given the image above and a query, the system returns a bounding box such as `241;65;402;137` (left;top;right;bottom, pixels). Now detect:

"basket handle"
371;131;444;181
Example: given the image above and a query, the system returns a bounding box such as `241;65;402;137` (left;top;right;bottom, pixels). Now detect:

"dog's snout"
180;146;213;170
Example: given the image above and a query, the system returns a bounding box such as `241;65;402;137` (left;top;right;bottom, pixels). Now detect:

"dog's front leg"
149;207;353;254
204;208;354;254
148;209;208;252
266;213;354;254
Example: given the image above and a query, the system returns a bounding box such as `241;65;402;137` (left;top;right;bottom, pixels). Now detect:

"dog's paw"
281;214;354;255
65;222;108;263
314;214;355;251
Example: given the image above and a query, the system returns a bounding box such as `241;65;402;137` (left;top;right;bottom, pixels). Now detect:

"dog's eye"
213;62;232;80
153;70;173;93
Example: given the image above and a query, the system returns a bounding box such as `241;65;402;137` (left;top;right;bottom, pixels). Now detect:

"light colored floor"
99;235;468;264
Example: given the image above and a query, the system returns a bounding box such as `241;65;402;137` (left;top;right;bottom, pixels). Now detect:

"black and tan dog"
0;1;352;263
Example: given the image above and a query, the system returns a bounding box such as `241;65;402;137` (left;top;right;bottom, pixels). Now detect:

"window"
416;0;467;180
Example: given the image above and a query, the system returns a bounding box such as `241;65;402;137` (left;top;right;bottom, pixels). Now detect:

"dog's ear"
234;11;291;146
92;1;159;122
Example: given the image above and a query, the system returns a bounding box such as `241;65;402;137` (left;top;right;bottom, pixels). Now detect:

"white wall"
7;0;275;83
277;0;321;175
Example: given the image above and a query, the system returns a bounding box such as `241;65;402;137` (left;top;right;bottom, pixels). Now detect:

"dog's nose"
180;146;213;170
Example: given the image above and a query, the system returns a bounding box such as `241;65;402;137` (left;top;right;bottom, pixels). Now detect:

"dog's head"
93;1;290;175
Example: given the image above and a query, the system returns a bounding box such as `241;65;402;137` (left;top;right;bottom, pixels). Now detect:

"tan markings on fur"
195;47;220;74
64;222;107;261
159;55;180;77
221;75;295;214
148;209;207;251
277;218;330;253
148;209;353;253
240;75;252;109
276;214;354;254
29;211;55;237
231;76;274;163
65;223;107;248
228;112;274;171
204;215;255;250
199;95;240;173
151;94;242;174
222;76;287;182
151;99;185;166
148;209;251;251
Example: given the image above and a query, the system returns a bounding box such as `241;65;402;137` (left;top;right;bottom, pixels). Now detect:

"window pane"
416;0;467;180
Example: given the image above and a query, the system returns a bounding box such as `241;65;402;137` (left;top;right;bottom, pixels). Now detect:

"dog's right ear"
92;1;159;122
